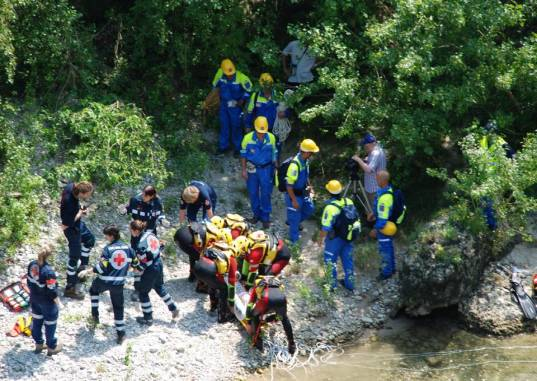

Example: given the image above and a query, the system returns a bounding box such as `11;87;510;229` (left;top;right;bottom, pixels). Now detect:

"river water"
262;310;537;381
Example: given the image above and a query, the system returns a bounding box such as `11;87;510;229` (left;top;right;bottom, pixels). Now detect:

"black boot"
136;316;153;326
116;331;126;344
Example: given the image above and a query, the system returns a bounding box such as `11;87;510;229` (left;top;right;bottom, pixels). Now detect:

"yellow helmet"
300;138;319;153
220;228;233;245
325;180;343;195
220;58;236;76
231;235;251;258
225;213;245;226
210;215;225;229
259;73;273;86
254;116;269;134
205;222;223;247
254;275;282;299
380;221;397;236
206;248;230;275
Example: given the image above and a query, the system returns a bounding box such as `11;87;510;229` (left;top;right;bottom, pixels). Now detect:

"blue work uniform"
374;185;396;278
241;131;278;223
126;193;165;234
212;68;252;153
60;183;95;288
135;232;177;322
27;260;59;350
321;197;356;290
180;180;218;222
89;240;135;335
479;134;514;230
285;153;315;242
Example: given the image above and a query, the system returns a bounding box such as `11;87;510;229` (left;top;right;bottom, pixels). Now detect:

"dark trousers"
31;301;59;349
251;288;294;346
89;278;125;334
64;222;95;287
138;262;177;320
187;197;217;222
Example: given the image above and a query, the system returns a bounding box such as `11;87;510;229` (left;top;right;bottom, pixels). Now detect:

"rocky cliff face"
399;217;490;316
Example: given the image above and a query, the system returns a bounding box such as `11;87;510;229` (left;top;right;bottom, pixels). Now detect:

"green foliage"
0;105;45;254
428;132;537;244
0;0;16;84
8;0;98;100
294;0;537;190
51;101;169;188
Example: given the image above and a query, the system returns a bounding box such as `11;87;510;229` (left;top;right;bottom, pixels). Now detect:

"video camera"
346;158;360;180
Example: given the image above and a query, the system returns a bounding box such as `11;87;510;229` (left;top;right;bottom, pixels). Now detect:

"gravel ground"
0;148;401;380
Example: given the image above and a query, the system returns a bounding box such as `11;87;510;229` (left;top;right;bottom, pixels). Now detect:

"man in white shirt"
352;133;387;207
282;40;315;86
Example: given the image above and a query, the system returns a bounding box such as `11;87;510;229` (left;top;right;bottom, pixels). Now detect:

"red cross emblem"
111;250;127;269
148;236;160;254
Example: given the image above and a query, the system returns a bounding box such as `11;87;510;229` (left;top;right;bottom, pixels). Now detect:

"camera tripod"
342;173;373;215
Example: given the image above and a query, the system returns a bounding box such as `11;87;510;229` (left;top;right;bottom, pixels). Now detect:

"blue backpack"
387;189;407;225
330;198;361;242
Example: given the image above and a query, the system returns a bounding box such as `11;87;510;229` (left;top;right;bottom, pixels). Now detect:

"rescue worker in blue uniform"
130;220;179;325
479;120;515;230
179;180;218;223
240;116;278;229
244;73;289;133
60;181;95;300
370;170;397;280
317;180;359;291
285;139;319;242
121;185;168;302
123;185;167;235
82;225;136;344
27;246;62;356
212;58;252;156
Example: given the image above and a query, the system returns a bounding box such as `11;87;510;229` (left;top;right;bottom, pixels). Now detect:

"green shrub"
0;126;45;254
52;101;169;188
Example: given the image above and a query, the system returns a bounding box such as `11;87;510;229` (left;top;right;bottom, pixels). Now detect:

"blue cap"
360;133;376;146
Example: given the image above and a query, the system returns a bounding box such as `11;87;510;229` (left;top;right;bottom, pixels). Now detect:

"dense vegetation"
0;0;536;253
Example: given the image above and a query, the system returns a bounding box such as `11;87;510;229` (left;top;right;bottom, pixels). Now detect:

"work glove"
159;218;171;228
78;268;94;280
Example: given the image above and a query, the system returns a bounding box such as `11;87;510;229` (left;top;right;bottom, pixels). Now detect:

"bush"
0;120;45;254
51;101;169;188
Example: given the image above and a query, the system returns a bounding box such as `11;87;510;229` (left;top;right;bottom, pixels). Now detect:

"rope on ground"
263;337;337;381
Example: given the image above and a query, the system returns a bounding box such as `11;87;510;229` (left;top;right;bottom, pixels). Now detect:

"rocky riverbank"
0;150;399;380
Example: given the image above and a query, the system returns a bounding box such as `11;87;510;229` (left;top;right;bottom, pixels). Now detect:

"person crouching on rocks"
27;246;62;356
245;275;295;355
130;220;179;326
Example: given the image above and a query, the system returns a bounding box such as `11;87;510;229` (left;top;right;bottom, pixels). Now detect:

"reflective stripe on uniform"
141;302;151;307
98;275;126;282
44;320;57;325
32;313;44;319
27;277;45;288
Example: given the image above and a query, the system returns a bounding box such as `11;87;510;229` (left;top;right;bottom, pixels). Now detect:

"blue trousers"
89;278;125;334
138;262;177;321
285;194;314;243
324;237;355;290
187;197;218;222
247;166;274;223
482;197;497;230
378;231;395;277
31;301;58;349
218;105;243;152
64;222;95;287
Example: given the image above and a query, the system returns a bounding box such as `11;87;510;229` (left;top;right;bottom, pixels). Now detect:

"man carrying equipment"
245;276;295;354
317;180;361;291
179;180;218;223
27;247;62;356
81;225;136;344
60;181;95;299
212;58;252;156
285;139;319;242
130;220;179;325
240;116;278;228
